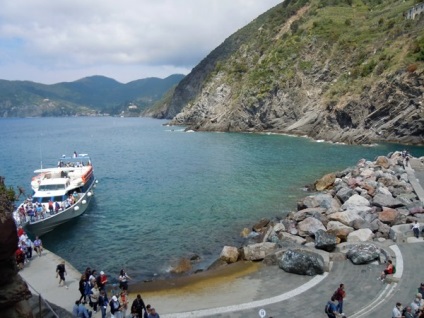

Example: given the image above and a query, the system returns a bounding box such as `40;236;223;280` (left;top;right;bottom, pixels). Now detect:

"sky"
0;0;282;84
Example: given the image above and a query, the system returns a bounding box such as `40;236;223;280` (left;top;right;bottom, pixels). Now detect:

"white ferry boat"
14;154;97;236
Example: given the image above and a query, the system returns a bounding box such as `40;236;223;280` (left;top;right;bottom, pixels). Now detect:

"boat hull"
25;180;96;236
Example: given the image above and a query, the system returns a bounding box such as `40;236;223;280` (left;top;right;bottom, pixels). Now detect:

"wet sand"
128;261;264;314
129;261;261;295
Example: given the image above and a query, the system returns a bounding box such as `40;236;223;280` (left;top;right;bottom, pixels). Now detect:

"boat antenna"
39;142;43;169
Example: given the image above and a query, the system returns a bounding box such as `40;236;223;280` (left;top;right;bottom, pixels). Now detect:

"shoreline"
19;152;424;316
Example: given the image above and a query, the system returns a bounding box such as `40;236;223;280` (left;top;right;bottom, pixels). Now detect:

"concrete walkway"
19;156;424;318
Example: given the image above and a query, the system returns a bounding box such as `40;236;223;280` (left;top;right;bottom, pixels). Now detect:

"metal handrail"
24;279;60;318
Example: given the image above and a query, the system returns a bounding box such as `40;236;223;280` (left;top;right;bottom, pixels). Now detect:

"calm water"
1;117;423;283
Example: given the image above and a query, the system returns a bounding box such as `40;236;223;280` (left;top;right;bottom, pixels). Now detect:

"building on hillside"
405;2;424;19
128;104;138;110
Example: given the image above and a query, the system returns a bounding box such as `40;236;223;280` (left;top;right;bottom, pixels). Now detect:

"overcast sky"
0;0;281;84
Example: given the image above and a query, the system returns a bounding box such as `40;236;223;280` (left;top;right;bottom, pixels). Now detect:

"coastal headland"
18;151;424;317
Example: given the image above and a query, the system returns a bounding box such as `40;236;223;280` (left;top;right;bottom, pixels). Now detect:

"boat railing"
21;195;82;224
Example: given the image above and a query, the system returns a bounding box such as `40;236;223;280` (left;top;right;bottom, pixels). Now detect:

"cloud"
0;0;281;83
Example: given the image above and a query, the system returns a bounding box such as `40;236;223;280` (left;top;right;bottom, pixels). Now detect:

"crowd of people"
16;193;78;225
72;266;160;318
392;283;424;318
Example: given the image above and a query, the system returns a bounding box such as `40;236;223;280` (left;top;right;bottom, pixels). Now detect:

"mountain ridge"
0;74;185;117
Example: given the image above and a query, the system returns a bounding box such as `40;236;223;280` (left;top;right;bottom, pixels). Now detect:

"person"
73;151;78;158
109;295;122;318
404;306;414;318
90;283;100;313
333;283;346;314
325;296;338;318
131;294;147;318
417;283;424;299
119;269;131;291
98;290;108;318
15;248;25;270
73;300;80;317
120;290;129;318
392;302;403;318
17;225;25;237
380;260;394;281
34;236;43;257
147;307;160;318
145;304;152;318
77;301;92;318
25;236;33;260
412;221;420;239
79;274;87;303
56;260;68;288
410;297;421;315
55;201;60;213
48;200;54;214
97;271;108;292
89;269;98;286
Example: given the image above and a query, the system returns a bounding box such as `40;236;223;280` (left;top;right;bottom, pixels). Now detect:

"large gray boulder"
342;194;370;209
336;187;356;203
347;228;374;242
297;194;340;211
297;217;326;237
372;193;404;208
314;229;337;252
279;249;325;276
346;244;380;264
292;207;327;222
243;242;276;261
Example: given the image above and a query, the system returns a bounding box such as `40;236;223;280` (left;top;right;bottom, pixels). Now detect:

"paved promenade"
19;156;424;318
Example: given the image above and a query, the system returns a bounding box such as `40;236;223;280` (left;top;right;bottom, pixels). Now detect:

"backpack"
324;302;330;314
392;265;396;274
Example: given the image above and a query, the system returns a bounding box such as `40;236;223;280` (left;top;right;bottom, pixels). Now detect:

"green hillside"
154;0;424;145
0;74;184;117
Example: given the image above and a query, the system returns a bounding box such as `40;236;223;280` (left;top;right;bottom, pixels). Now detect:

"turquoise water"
1;117;423;282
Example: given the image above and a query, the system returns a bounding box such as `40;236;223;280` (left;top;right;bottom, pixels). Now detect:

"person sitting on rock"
380;259;394;281
412;221;421;239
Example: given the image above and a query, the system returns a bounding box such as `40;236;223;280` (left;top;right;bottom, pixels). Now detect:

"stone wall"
405;2;424;19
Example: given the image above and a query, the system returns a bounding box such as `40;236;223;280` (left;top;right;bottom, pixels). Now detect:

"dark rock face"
279;249;325;276
0;178;33;317
314;229;337;252
346;244;380;264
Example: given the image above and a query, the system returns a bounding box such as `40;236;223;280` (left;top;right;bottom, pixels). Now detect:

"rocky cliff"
0;178;33;318
151;0;424;145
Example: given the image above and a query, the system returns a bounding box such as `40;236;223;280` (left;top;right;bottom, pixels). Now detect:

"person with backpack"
325;296;338;318
110;295;122;318
334;283;346;314
380;259;395;281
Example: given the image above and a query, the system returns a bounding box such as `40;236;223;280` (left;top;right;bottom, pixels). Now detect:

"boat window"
38;184;66;191
32;196;63;203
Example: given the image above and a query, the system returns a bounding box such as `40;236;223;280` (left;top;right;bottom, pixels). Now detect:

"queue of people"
16;194;78;224
73;267;160;318
15;226;43;271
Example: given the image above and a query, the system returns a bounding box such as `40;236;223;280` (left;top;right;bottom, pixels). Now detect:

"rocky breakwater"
219;151;424;276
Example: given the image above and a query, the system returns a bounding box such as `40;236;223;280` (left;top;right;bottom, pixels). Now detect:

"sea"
1;117;423;284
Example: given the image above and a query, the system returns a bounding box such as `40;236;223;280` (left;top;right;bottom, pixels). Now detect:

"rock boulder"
279;249;325;276
346;244;380;264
